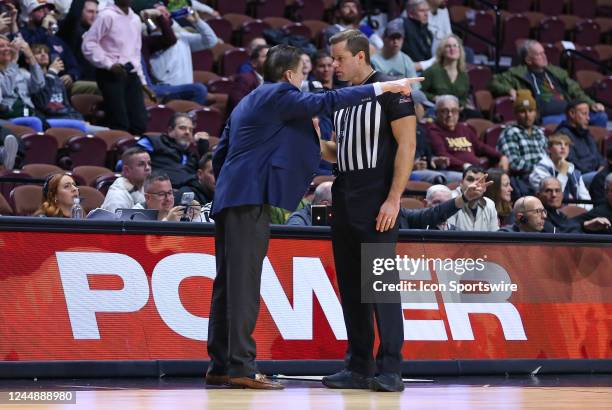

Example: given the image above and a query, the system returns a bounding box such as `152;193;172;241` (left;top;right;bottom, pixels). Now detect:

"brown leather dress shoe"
205;372;230;386
228;374;284;390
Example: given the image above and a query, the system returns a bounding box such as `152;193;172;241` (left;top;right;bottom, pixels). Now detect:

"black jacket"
589;166;610;205
556;121;606;174
399;17;433;63
398;198;459;229
543;207;582;233
57;0;97;81
572;202;612;234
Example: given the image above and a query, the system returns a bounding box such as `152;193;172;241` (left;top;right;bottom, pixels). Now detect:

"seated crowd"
0;0;608;235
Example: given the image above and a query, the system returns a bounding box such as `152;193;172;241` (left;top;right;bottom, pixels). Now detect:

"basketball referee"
320;29;419;392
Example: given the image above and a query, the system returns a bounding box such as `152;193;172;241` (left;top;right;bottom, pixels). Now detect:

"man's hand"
380;77;425;96
185;9;200;25
163;206;185;222
462;174;493;203
194;131;210;141
583;217;611;232
142;84;157;102
0;12;11;32
110;63;127;78
431;156;449;169
414;158;427;170
12;37;34;61
375;197;400;232
60;74;73;88
591;103;605;112
49;57;64;74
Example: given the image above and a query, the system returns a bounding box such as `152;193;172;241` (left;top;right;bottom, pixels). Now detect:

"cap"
513;89;537;112
24;0;54;15
384;20;404;38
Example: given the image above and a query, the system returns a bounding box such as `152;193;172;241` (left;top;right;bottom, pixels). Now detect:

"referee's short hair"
329;29;371;65
263;44;303;83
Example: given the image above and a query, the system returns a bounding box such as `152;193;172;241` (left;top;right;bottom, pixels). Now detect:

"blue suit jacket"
212;81;377;216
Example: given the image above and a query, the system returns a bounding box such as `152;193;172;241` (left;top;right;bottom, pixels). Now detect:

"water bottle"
170;7;193;20
71;197;84;219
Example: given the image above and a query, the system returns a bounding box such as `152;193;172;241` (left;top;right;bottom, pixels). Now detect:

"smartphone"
311;205;329;226
180;191;195;205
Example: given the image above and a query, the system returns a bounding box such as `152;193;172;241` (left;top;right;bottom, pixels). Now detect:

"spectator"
420;184;455;230
27;43;84;121
323;0;383;50
137;112;209;188
537;176;609;233
589;145;612;206
399;177;491;229
370;20;419;84
20;0;81;89
148;5;218;103
410;90;461;184
57;0;99;95
309;50;345;91
228;45;268;110
428;95;508;172
0;35;45;126
421;34;479;119
426;0;451;54
448;165;499;231
496;90;547;196
134;172;199;221
530;133;592;209
499;196;547;233
286;181;333;226
178;153;215;207
301;52;313;80
572;173;612;234
555;100;606;187
392;0;434;71
238;37;267;74
485;169;513;226
82;0;152;134
101;147;152;213
489;40;607;127
35;172;79;218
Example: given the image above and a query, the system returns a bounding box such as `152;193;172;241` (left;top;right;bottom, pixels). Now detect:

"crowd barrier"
0;218;610;378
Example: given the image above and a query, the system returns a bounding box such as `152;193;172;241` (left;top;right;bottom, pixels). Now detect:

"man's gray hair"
435;94;459;110
518;39;540;65
425;184;452;202
313;181;333;205
407;0;427;13
605;173;612;190
538;176;561;193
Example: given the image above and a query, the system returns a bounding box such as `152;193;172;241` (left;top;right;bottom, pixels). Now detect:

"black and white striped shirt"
333;71;415;173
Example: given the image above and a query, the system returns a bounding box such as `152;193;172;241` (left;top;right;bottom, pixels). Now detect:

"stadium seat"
0;192;13;215
492;96;515;123
146;105;175;133
190;107;224;137
193;70;221;85
95;130;133;151
594;44;612;63
221;48;249;76
21;133;58;165
405;180;432;197
72;165;115;187
543;123;557;136
466;118;495;139
538;0;564;16
70;94;105;124
95;173;119;196
208;77;238;94
575;70;605;91
283;22;312;39
400;197;424;209
217;0;247;15
2;123;35;137
63;135;107;168
538;16;566;44
302;19;330;42
501;14;530;57
77;185;105;214
483;124;506;148
449;5;469;24
223;13;253;31
21;163;62;179
191;49;214;71
166;99;202;113
569;46;600;75
574;19;601;47
524;12;545;31
506;0;532;13
262;16;291;29
474;90;494;117
543;42;562;66
298;0;325;20
249;0;285;18
467;65;492;92
569;0;597;19
240;20;271;46
560;205;587;218
46;127;86;147
10;184;41;216
588;126;610;154
464;10;494;55
206;17;233;43
557;14;580;33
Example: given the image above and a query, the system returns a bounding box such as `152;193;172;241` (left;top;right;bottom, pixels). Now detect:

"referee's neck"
351;65;376;86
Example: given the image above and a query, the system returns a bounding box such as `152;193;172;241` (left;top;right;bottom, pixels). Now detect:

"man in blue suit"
206;44;421;389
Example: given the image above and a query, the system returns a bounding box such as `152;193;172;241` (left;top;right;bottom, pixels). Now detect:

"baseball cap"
384;20;404;38
513;89;537;112
24;0;54;15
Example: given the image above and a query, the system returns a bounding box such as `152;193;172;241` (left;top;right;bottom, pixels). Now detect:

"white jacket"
101;177;145;213
448;187;500;232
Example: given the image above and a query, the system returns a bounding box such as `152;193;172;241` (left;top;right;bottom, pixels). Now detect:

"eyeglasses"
524;208;547;217
438;108;460;116
148;190;173;199
444;44;459;49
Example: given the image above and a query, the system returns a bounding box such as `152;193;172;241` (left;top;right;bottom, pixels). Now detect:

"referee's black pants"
331;168;404;377
207;205;270;377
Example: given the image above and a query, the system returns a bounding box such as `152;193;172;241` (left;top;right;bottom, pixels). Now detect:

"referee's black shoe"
322;369;371;389
370;373;405;392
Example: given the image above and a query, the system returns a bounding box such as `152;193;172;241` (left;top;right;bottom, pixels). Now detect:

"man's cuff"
372;82;383;96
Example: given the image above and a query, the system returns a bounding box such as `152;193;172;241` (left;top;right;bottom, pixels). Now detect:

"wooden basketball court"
1;375;610;409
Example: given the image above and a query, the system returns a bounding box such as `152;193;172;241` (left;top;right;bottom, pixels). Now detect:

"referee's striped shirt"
333;71;415;173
